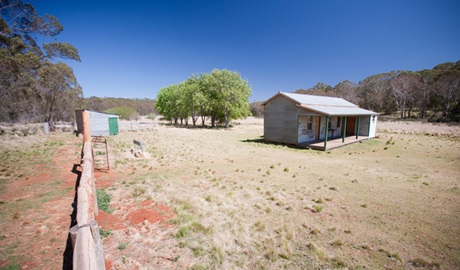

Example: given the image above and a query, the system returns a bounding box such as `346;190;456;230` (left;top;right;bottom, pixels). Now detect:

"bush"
96;188;113;213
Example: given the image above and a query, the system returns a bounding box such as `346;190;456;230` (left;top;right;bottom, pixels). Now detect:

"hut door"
109;117;119;135
315;117;321;140
346;117;356;136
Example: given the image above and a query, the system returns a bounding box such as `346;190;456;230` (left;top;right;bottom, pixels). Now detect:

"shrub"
313;205;323;213
96;188;113;213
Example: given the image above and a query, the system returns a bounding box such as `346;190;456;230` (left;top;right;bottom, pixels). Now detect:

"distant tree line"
295;60;460;122
156;69;252;128
84;97;157;120
0;0;82;127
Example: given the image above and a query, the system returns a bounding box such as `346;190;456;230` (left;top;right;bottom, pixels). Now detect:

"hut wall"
369;115;378;138
358;116;370;137
264;96;299;145
90;112;111;136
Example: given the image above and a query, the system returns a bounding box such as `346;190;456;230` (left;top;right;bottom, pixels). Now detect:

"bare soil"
0;118;459;269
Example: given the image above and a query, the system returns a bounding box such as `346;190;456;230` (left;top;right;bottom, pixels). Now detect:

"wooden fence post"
82;111;91;143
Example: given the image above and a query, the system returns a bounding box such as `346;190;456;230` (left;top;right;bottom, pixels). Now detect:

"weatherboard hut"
75;110;119;136
263;92;378;150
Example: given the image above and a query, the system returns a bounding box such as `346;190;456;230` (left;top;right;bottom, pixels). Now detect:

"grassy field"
0;118;459;269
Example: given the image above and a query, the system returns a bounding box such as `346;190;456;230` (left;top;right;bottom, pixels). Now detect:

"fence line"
118;121;156;132
69;141;105;269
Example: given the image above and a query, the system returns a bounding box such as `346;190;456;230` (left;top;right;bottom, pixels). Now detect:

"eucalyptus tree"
434;71;460;119
37;61;82;126
205;69;252;128
358;72;396;114
0;0;81;123
390;72;420;118
156;84;181;124
156;69;252;127
333;80;359;104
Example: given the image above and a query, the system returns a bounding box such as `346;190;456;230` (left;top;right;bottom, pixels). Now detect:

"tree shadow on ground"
162;122;232;130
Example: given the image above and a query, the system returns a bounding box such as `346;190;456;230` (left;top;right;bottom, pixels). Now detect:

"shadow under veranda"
62;163;81;270
241;137;307;150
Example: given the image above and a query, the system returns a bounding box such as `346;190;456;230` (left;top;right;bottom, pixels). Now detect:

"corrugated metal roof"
282;92;357;107
270;92;378;116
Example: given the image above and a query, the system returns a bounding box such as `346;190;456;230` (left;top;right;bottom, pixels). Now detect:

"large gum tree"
0;0;82;125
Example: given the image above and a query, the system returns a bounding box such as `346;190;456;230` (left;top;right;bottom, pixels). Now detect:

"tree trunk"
201;116;206;126
211;115;216;127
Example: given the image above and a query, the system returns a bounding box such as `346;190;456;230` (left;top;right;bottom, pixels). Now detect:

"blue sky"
32;0;460;101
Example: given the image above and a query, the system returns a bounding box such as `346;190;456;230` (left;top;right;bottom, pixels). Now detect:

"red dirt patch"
104;259;112;270
95;200;173;231
0;135;81;269
127;202;173;226
95;170;119;188
95;210;124;231
128;208;162;225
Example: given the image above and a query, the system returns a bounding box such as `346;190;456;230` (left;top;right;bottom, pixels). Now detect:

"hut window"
337;117;341;128
306;116;313;131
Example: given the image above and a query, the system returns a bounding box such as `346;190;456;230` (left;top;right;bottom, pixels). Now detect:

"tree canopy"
295;60;460;122
0;0;81;125
156;69;252;127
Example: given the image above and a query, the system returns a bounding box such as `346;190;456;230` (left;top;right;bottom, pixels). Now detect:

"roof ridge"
300;103;357;108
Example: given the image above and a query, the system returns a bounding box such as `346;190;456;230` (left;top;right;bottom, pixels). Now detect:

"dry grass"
1;118;459;269
97;118;460;269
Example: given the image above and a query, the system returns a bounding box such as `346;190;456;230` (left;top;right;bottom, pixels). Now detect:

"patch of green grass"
96;188;113;213
39;187;72;203
313;205;323;213
0;263;21;270
99;228;111;238
175;226;189;238
191;245;205;256
175;221;212;238
118;242;128;250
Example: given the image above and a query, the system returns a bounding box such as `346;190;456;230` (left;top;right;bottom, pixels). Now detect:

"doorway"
346;117;356;136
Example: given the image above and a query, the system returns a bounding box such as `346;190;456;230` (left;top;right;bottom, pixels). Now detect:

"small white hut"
263;92;378;150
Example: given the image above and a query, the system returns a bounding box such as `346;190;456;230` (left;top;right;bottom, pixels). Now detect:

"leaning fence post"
133;139;144;153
